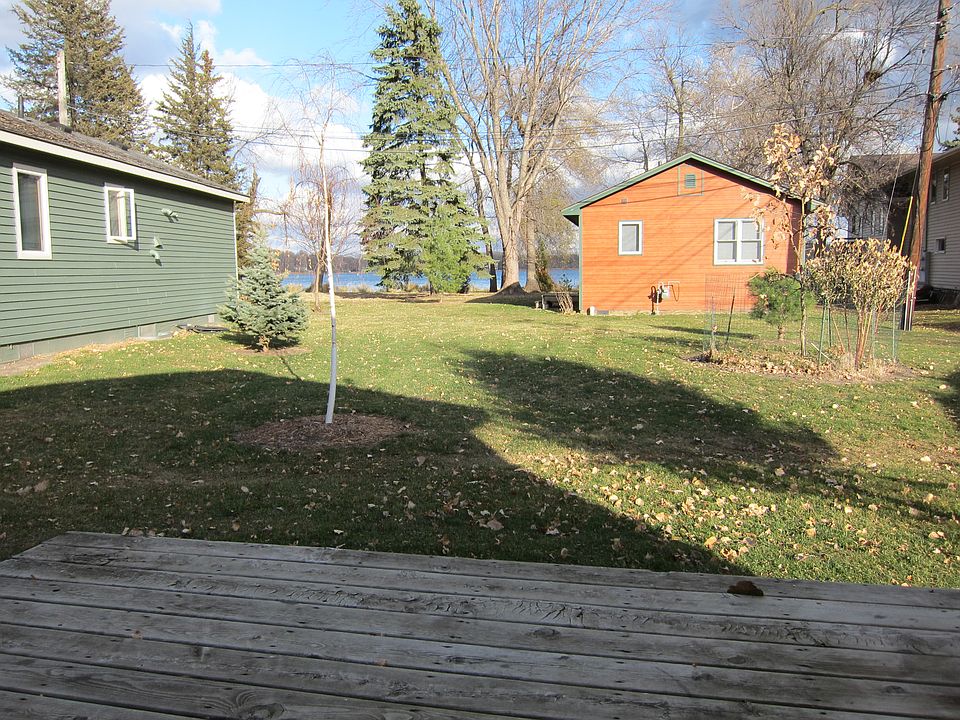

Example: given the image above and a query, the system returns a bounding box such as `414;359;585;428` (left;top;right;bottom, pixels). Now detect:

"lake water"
283;268;580;291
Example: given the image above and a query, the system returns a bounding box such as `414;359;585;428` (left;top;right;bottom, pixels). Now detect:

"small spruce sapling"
748;270;808;342
220;243;307;351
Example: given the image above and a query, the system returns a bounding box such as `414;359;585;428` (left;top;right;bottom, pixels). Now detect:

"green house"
0;110;247;363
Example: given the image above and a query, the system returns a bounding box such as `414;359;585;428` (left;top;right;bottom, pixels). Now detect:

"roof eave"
0;129;248;203
564;152;792;217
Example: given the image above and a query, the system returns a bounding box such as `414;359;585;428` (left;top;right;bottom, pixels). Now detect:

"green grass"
1;296;958;587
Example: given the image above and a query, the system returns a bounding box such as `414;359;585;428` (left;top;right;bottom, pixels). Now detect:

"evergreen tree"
155;24;238;186
234;169;261;268
360;0;484;291
6;0;148;146
220;241;307;351
748;270;812;342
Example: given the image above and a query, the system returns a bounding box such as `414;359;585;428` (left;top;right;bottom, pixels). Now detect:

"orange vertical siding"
579;161;799;313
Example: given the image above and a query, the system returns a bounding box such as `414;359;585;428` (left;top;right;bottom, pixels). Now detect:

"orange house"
562;153;802;313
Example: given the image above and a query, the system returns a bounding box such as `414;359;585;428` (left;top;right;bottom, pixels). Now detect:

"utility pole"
55;49;70;128
905;0;951;330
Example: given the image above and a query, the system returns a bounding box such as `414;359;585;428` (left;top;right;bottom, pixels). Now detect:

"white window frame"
12;163;52;260
618;220;643;255
103;185;137;244
714;218;764;266
936;237;946;254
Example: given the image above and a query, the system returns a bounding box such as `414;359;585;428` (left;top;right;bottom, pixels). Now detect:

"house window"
932;177;938;204
936;237;946;253
618;220;643;255
104;186;136;243
944;170;950;201
714;218;763;265
12;164;51;259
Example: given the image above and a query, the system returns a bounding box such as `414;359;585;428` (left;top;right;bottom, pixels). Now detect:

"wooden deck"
0;533;958;719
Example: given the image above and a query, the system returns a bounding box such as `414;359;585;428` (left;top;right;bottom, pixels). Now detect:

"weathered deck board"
17;544;960;632
52;531;960;609
4;575;956;684
0;690;193;720
1;533;957;719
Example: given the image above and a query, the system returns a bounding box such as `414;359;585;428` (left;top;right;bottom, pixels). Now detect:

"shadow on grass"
462;350;833;485
0;368;745;575
466;285;540;307
935;368;960;432
657;325;757;341
460;350;952;519
216;331;306;352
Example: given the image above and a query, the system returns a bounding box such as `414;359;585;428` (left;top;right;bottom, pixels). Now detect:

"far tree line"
4;0;946;294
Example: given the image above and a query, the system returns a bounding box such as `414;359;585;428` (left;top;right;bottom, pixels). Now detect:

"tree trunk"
799;293;808;356
313;255;322;310
523;216;540;293
501;235;521;289
486;239;498;292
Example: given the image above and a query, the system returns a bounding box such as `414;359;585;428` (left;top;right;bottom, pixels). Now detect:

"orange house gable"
563;153;801;313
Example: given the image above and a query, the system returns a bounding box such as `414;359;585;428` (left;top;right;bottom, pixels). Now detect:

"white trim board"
0;130;248;203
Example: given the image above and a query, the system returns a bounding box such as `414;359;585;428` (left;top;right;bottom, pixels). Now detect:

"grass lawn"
1;296;958;588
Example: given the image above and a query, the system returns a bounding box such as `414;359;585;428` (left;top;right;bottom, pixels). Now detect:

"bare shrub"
806;239;911;370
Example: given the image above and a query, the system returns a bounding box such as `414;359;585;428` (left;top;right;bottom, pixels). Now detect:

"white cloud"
219;47;268;67
0;0;372;218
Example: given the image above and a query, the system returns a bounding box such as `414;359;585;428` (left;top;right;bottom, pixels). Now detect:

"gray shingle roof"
0;109;246;201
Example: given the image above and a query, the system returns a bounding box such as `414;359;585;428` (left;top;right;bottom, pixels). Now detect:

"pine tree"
748;270;811;342
360;0;484;291
155;24;238;186
6;0;148;146
220;241;307;351
234;169;261;268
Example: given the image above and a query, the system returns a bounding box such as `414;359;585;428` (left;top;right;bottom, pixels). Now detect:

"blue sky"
1;0;938;212
0;0;388;203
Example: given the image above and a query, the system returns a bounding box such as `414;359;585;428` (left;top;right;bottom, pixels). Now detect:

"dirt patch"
235;413;412;451
691;351;915;383
234;345;311;357
0;355;55;377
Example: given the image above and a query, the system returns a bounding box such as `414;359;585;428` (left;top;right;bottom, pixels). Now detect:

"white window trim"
618;220;643;255
103;185;137;244
12;163;52;260
935;237;946;254
714;218;764;266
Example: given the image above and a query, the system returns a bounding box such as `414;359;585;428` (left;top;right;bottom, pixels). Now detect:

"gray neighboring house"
850;148;960;297
0;110;247;363
916;146;960;294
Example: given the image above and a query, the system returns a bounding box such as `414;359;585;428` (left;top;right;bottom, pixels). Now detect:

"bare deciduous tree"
431;0;658;290
281;161;359;309
275;58;365;424
629;24;702;163
712;0;928;181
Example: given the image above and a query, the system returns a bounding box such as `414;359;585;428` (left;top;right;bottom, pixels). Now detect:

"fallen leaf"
727;580;764;597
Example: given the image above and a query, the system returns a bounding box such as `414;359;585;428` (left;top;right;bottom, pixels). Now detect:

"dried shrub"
806;239;910;370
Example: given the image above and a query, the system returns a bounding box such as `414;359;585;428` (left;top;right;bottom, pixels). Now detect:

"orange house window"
714;219;763;265
619;220;643;255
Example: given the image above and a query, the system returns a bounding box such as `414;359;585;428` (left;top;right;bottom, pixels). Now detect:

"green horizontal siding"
0;145;237;347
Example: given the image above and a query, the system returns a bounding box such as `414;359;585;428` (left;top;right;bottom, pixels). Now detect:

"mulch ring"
691;351;914;383
235;413;412;451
